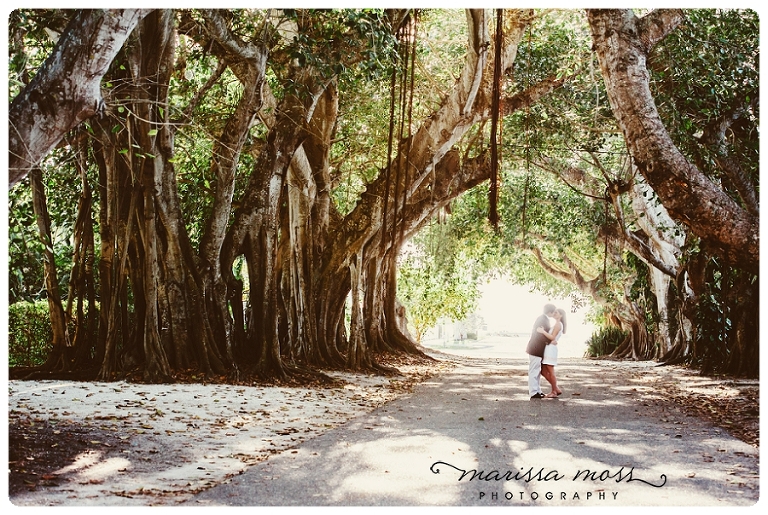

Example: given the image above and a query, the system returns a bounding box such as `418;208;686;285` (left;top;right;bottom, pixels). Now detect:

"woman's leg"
550;366;561;395
541;365;553;391
542;364;559;397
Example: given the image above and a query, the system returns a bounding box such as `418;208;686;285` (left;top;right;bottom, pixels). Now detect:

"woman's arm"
537;323;562;342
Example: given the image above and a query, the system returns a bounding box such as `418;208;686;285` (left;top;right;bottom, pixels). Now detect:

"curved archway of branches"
8;8;758;382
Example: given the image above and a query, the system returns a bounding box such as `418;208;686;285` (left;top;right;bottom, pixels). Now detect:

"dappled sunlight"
53;450;104;475
503;439;531;455
330;433;470;504
252;426;475;505
86;356;752;507
53;450;132;482
10;356;757;506
514;447;575;469
579;440;650;458
73;456;133;482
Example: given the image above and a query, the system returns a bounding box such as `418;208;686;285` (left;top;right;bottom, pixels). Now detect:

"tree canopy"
7;8;759;382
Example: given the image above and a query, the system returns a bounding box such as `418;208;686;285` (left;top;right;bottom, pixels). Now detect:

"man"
526;303;557;400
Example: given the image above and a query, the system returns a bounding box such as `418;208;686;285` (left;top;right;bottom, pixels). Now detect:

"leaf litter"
9;352;446;505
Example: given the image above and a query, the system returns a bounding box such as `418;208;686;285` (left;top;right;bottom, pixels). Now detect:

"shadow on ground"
189;358;758;506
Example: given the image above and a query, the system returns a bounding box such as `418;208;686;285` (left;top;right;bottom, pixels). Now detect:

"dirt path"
7;354;759;507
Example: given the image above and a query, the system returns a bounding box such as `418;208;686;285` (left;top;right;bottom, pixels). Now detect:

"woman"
537;308;567;398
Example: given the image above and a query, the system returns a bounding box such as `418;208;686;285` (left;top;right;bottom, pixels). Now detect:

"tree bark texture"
9;9;151;188
30;168;72;371
587;9;759;275
67;145;99;368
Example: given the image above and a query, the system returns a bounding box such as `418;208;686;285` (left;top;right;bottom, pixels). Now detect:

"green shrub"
584;326;627;357
8;301;53;367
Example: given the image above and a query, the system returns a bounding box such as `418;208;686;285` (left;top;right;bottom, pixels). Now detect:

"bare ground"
7;353;758;505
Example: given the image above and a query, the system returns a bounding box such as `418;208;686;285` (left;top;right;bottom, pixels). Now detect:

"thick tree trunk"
9;9;151;187
346;252;371;369
587;9;759;274
723;279;758;377
610;300;654;360
191;10;270;366
92;133;134;379
222;56;328;378
95;10;212;381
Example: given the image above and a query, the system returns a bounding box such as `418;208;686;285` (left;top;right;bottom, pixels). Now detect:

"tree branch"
697;95;759;217
503;74;568;115
637;9;686;53
9;9;152;188
587;8;759;274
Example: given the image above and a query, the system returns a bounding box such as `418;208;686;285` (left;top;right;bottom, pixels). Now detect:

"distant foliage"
8;301;53;367
584;326;627;357
397;220;481;342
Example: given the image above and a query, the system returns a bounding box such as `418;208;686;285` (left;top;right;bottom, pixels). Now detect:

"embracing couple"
526;303;567;400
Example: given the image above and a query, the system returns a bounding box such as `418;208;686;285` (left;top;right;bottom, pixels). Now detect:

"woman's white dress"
542;322;562;366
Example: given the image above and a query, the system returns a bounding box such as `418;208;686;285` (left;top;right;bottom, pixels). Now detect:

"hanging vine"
381;10;419;252
488;8;503;229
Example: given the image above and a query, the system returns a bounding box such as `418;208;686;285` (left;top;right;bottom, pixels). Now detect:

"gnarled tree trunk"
587;9;759;274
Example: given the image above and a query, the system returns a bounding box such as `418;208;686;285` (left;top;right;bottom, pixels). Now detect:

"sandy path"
188;357;759;506
7;353;759;507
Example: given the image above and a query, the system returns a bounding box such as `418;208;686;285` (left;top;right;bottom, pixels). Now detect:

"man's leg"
528;354;542;397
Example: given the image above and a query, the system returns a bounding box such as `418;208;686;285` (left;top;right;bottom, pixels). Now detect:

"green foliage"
478;9;636;314
8;9;69;98
649;9;759;194
274;9;399;91
411;9;467;115
507;10;615;160
689;256;758;376
397;220;481;342
8;180;45;303
584;326;627;357
8;301;54;367
331;76;393;215
7;147;83;303
330;9;467;216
